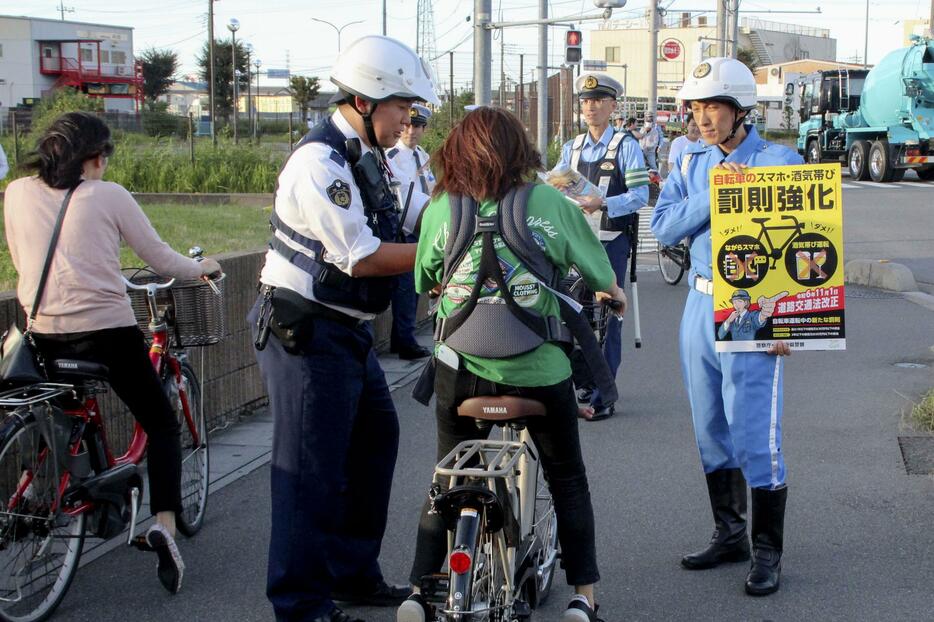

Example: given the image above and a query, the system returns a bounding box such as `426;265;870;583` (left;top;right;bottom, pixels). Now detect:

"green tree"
196;39;250;122
736;47;759;73
289;76;320;121
140;48;179;104
29;88;104;137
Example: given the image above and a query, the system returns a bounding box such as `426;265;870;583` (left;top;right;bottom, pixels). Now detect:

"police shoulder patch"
326;179;352;208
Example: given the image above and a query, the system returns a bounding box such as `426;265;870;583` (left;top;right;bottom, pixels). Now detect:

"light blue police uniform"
651;125;803;489
557;126;648;411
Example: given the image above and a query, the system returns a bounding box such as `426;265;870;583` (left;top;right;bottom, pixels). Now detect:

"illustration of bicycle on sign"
752;215;804;269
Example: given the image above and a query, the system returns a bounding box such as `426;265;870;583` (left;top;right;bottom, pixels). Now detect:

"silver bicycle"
420;396;559;621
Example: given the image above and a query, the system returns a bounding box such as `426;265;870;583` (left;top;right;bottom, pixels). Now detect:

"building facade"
589;13;837;110
0;15;141;113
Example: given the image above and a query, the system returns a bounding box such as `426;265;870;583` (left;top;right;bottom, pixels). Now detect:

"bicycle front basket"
126;272;226;347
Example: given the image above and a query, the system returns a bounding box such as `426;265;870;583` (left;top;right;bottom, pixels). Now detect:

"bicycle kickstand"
125;486;149;550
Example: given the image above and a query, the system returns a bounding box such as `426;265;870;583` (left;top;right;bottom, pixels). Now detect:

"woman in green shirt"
398;107;626;622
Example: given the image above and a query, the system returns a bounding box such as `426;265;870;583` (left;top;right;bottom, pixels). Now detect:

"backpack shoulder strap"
497;183;557;288
440;193;477;291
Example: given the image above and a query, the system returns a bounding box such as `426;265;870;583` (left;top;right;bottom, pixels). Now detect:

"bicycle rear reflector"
449;549;472;575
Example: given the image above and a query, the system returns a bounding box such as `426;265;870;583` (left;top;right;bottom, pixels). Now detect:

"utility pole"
519;54;524;126
383;0;387;35
537;0;547;162
228;19;240;144
648;2;658;119
929;0;934;38
716;0;727;56
58;1;74;21
559;67;566;144
863;0;869;69
208;0;217;145
474;0;492;106
449;52;455;126
499;30;505;107
730;0;740;58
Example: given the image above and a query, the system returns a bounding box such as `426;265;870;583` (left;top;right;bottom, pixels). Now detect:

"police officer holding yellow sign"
652;57;803;597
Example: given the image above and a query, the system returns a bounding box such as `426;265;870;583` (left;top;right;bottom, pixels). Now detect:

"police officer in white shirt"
385;104;434;358
248;35;439;622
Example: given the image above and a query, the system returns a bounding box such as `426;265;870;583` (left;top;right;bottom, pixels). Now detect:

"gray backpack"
432;183;618;402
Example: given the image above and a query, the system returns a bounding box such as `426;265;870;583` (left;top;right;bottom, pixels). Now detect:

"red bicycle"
0;263;222;621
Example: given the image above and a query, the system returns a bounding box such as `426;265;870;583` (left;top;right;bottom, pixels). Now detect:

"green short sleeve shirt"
414;183;615;387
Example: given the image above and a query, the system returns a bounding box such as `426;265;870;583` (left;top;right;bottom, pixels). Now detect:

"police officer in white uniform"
652;57;800;597
557;72;650;421
248;36;439;622
386;104;434;359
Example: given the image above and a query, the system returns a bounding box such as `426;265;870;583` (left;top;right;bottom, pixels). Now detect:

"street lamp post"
244;43;253;136
253;58;262;141
311;18;364;53
227;18;240;144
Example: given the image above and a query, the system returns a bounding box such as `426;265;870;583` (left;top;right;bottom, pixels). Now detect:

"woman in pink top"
4;112;222;594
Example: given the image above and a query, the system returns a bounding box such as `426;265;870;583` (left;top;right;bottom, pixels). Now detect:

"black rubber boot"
681;468;751;570
745;486;787;596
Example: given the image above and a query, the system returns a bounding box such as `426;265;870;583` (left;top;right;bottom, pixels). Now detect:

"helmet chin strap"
720;108;748;145
349;98;387;158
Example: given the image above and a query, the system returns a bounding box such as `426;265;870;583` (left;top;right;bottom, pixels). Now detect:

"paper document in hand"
541;166;605;237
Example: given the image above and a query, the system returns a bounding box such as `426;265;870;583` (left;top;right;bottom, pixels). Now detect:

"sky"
2;0;930;92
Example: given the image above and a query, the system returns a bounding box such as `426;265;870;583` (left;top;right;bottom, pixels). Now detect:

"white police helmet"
330;35;440;105
677;57;757;110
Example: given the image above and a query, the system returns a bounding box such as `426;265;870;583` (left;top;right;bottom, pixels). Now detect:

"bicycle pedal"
418;573;449;600
129;534;155;552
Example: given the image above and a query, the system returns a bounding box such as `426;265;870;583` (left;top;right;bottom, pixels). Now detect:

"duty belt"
693;275;714;296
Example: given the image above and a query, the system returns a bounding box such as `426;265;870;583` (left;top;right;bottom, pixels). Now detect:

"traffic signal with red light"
565;30;582;64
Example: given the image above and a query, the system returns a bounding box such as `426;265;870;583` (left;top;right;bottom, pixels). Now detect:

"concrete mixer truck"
794;35;934;182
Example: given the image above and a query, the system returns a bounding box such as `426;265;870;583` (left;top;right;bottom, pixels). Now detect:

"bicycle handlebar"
122;276;176;292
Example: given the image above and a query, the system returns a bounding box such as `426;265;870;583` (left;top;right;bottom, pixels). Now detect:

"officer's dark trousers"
390;271;419;350
590;231;631;410
408;363;600;587
249;299;400;621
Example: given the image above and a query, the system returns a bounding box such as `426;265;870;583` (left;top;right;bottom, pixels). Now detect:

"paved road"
58;269;934;621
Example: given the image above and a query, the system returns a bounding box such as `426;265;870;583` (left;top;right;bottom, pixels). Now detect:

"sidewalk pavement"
78;328;435;568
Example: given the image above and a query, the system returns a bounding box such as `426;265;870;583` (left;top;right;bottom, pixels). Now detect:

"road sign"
582;59;608;71
660;38;683;61
266;69;291;79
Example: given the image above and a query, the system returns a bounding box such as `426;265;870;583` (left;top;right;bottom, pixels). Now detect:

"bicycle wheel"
173;362;209;537
0;412;85;622
467;532;507;621
526;468;558;608
657;243;686;285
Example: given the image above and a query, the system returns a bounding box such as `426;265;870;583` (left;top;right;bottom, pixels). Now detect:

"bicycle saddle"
48;359;110;381
750;217;770;224
457;396;546;423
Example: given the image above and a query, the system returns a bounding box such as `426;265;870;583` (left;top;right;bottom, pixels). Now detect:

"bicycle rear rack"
434;439;531;479
0;383;75;408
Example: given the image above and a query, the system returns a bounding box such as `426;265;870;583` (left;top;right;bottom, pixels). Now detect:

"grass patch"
911;388;934;432
0;201;270;292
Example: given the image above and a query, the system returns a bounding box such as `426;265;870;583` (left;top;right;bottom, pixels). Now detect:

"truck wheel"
848;140;870;180
806;139;821;164
868;140;894;182
917;167;934;181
